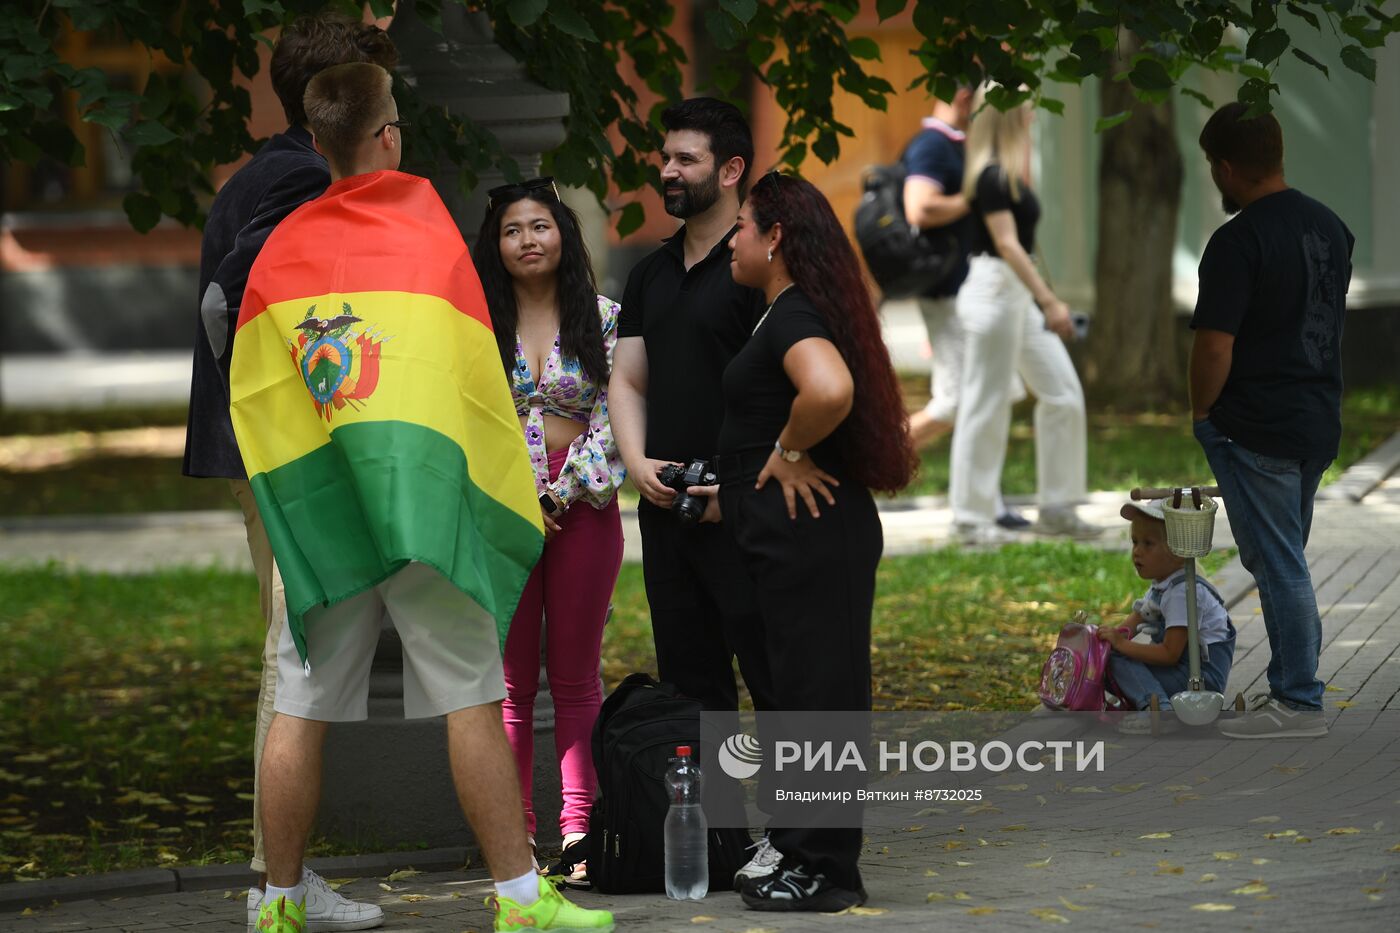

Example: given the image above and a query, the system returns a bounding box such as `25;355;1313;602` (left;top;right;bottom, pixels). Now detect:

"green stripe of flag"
250;420;543;663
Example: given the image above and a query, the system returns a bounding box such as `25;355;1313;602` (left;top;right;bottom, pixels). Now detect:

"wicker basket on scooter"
1161;488;1218;559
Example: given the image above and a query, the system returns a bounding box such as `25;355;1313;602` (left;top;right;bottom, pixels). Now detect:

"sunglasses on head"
486;176;561;212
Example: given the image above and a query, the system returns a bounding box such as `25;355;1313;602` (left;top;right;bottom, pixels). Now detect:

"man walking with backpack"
1191;102;1352;739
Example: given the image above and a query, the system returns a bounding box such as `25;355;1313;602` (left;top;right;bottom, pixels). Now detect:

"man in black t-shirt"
1190;103;1352;739
610;98;778;882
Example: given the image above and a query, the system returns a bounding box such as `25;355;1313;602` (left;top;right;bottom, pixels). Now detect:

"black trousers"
718;451;882;893
637;501;776;714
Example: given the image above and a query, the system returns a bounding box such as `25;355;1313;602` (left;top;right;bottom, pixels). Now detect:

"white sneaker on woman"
246;867;384;931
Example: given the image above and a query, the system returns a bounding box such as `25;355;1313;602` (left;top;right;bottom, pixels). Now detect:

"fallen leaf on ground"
1190;903;1236;912
1264;830;1299;839
1336;701;1355;708
966;906;998;915
377;883;392;892
690;915;716;923
387;869;422;882
1026;856;1053;868
924;869;939;877
838;906;887;916
1058;896;1091;911
1251;858;1271;865
954;860;974;867
926;892;946;902
1249;815;1281;824
399;894;431;903
1111;783;1145;793
1230;882;1268;895
953;891;971;900
1199;873;1217;883
1327;827;1362;835
1139;832;1173;839
1295;836;1313;844
1070;786;1103;794
1155;862;1184;875
1029;908;1069;923
1212;852;1239;860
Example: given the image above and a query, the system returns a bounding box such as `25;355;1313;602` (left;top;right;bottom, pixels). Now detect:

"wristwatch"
774;440;805;463
539;493;559;514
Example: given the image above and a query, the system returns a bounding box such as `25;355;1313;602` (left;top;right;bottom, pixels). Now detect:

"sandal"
547;834;591;890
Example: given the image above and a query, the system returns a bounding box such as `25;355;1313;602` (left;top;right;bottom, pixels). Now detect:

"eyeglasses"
486;176;561;212
373;119;410;139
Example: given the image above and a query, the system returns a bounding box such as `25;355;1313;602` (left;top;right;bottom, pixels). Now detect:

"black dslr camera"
657;459;718;526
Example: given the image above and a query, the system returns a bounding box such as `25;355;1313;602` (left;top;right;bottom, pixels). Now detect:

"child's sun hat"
1120;497;1170;522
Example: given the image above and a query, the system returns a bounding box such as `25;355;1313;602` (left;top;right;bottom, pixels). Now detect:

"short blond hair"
304;62;393;172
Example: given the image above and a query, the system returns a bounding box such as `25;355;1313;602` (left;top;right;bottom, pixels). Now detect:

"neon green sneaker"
493;876;615;931
255;894;307;932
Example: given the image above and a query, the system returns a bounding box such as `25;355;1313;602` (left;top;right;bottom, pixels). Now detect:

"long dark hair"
748;173;916;494
473;191;608;386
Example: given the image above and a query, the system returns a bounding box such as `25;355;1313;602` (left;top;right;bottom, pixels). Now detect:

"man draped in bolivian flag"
231;64;613;933
230;167;543;664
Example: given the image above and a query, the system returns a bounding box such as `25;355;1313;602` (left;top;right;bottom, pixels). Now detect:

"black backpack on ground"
558;673;752;894
854;158;959;299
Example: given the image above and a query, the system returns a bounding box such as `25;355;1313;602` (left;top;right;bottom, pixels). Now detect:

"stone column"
317;0;569;851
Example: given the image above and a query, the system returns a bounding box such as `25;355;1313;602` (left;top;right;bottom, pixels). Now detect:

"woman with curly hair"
474;178;626;880
710;170;915;912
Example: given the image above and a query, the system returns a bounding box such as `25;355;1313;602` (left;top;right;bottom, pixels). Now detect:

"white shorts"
274;561;506;721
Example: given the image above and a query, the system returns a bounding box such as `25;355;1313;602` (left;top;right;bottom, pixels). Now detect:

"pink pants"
502;446;624;837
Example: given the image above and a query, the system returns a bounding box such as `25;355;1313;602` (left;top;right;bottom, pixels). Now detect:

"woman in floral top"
474;178;626;877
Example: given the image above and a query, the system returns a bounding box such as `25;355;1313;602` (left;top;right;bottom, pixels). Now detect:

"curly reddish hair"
748;172;916;493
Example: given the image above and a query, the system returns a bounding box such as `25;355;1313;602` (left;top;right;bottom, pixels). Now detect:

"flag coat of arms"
230;170;543;663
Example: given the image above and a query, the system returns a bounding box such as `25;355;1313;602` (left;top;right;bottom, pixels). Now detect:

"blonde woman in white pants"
949;90;1098;543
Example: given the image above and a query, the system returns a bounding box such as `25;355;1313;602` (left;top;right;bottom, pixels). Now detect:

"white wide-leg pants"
949;255;1087;526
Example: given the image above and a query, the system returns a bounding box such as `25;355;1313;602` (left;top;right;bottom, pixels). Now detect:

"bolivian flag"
230;170;543;663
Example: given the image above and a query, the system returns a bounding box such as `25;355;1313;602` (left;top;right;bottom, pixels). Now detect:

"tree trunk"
1086;31;1185;408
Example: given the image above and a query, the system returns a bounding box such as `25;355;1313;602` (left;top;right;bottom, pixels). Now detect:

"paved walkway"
4;456;1398;931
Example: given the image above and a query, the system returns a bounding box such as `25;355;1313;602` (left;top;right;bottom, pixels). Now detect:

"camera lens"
673;493;705;525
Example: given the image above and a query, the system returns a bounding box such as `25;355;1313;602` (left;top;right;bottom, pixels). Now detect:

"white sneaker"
733;835;783;890
247;868;384;932
1033;507;1104;539
954;522;1021;547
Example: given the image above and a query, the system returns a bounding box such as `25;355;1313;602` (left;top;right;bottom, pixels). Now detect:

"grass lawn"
2;387;1394;517
0;542;1228;880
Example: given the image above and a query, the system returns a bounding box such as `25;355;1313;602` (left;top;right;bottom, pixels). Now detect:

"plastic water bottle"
664;745;709;900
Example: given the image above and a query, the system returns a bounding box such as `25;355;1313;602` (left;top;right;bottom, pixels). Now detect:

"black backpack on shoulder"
561;673;751;894
854;159;960;299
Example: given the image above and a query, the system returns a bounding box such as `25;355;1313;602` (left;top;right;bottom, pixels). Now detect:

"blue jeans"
1194;418;1330;710
1109;622;1236;711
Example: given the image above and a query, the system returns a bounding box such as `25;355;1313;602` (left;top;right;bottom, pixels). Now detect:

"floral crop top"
509;295;627;510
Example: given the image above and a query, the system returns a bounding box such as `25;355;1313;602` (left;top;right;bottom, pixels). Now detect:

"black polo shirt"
620;226;766;462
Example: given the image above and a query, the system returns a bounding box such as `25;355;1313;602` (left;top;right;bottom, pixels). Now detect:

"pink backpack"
1038;613;1128;711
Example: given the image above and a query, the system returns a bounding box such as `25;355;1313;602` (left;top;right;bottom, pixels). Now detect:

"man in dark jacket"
181;13;397;929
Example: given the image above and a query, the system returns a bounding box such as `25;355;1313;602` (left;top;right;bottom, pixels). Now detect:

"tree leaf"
123;192;163;233
615;201;645;239
1291;48;1329;77
1128;58;1172;91
1285;2;1321;31
546;1;596;40
876;0;907;20
848;37;881;61
719;0;758;24
1094;111;1131;132
126;120;179;147
507;0;547;27
243;0;283;17
1246;28;1290;65
1340;44;1377;80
